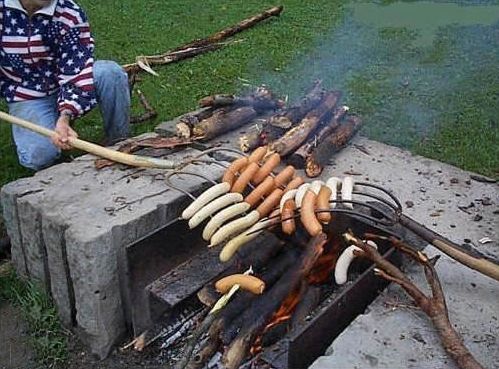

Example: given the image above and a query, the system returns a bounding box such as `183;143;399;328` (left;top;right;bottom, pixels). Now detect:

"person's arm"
53;10;97;149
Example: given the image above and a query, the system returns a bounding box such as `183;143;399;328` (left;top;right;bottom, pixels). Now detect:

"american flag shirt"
0;0;96;117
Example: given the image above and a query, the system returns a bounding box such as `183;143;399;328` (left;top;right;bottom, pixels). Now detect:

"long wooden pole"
0;111;178;169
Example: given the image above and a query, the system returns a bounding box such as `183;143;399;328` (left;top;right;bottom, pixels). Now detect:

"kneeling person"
0;0;130;170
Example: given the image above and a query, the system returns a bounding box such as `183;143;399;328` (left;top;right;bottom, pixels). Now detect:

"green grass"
0;0;498;189
0;263;68;368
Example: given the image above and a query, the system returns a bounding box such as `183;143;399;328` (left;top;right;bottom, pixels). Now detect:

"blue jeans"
8;61;130;170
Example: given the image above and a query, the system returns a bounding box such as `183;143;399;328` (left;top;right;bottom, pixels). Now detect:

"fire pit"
125;203;417;369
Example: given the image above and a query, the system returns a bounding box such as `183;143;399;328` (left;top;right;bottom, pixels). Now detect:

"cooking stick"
0;111;178;169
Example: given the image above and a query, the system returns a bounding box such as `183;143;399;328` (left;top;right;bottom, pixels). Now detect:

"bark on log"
123;6;283;74
199;86;283;112
288;105;349;168
270;91;341;156
238;81;325;152
174;107;216;139
305;115;362;178
222;233;327;369
192;106;257;141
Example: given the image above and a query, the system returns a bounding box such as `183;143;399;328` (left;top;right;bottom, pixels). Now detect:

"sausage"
231;162;259;193
181;182;231;220
316;185;332;224
279;189;298;212
335;241;377;285
326;177;341;209
215;274;265;295
244;177;275;207
209;210;260;247
342;177;354;209
219;217;274;262
256;188;284;218
188;192;243;229
295;183;310;208
202;202;251;241
281;199;296;235
247;146;268;164
300;190;322;236
273;166;295;188
310;180;324;195
252;153;281;185
284;176;304;193
222;157;248;186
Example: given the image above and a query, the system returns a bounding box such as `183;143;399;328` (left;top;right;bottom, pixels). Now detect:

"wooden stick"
348;233;485;369
123;6;283;75
0;111;178;169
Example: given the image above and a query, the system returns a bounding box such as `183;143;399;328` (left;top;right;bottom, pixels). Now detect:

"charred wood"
305;115;362;178
199;87;283;113
238;81;325;152
193;106;257;141
222;233;327;369
270;91;341;156
289;105;349;168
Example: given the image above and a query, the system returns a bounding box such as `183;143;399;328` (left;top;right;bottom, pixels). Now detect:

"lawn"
1;0;498;190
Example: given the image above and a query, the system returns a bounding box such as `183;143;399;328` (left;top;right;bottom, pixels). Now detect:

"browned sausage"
300;190;322;236
247;146;268;164
268;207;281;230
252;153;281;185
284;176;305;193
244;177;275;207
281;198;296;235
231;162;259;193
215;274;265;295
222;157;248;186
274;165;295;188
256;188;284;218
316;185;332;224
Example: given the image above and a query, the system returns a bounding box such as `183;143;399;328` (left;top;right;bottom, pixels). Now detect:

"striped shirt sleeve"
55;6;97;118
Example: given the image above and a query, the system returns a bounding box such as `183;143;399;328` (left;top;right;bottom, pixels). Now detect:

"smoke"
250;1;499;149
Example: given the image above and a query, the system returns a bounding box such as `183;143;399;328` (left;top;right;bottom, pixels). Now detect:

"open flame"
250;237;342;355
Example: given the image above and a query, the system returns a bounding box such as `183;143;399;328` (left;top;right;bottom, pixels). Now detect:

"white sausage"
341;177;354;209
202;202;251;241
188;193;243;229
209;210;260;247
279;189;298;212
182;182;231;220
326;177;341;209
310;180;324;195
219;217;274;262
335;240;377;285
295;183;310;208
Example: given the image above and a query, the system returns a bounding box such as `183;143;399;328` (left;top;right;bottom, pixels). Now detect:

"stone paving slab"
308;137;498;369
1;134;228;359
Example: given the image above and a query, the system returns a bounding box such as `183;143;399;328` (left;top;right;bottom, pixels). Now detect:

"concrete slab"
308;137;498;369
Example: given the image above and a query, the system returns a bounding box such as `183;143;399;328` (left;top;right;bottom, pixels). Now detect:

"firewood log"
238;81;325;152
305;116;362;178
269;91;341;156
192;106;257;141
288;105;349;168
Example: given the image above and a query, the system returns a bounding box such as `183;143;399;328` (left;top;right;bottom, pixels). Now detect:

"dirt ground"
0;301;35;369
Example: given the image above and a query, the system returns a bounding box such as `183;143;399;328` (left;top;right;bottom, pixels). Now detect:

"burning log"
192;106;258;141
288;105;349;168
222;233;327;369
182;248;300;369
239;81;325;152
269;91;341;157
305;115;363;178
348;233;485;369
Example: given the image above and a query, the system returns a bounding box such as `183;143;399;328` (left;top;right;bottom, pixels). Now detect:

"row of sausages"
181;147;356;263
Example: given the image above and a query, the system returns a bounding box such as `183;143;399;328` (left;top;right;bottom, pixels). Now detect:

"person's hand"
52;114;78;150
